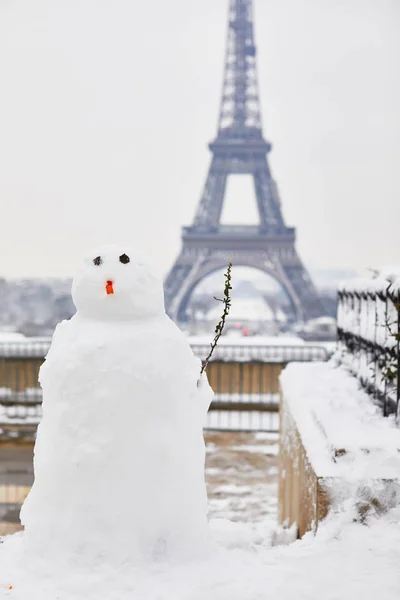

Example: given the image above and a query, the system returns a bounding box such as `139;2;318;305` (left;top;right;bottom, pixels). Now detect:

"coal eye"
93;256;102;266
119;254;130;264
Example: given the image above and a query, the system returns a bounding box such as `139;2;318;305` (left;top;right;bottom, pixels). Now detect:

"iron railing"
0;340;46;441
190;342;328;364
194;343;329;432
337;275;400;417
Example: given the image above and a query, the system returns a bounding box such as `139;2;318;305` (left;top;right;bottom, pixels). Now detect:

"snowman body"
21;246;213;567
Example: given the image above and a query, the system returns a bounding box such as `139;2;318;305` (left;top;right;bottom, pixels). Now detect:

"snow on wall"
190;338;329;363
280;362;400;484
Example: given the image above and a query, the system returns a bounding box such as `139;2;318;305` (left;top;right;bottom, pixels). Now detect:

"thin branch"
200;263;232;375
382;302;400;382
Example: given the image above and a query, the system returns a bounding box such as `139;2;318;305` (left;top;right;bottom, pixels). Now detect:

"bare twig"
382;302;400;383
200;263;232;375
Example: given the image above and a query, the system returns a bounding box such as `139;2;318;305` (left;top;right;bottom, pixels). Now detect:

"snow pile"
1;502;400;599
280;362;400;478
338;266;400;295
280;361;400;481
8;245;213;576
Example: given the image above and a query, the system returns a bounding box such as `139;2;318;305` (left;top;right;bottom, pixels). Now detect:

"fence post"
397;288;400;420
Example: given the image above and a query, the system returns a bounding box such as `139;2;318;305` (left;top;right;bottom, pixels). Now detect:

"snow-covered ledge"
279;361;400;537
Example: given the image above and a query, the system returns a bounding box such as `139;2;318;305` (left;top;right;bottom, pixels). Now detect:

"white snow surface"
189;336;329;363
338;265;400;294
0;332;26;342
204;296;275;323
1;504;400;599
13;246;214;572
280;361;400;479
189;335;306;346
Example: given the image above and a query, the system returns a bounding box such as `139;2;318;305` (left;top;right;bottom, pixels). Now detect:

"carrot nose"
106;280;114;295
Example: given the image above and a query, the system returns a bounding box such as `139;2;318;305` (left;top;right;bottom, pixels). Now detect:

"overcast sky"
0;0;399;279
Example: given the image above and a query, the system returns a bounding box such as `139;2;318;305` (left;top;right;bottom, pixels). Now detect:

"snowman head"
72;245;165;321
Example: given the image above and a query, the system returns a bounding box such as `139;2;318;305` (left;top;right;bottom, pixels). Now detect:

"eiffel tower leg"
280;251;324;320
193;156;229;228
164;248;211;322
253;157;285;229
165;243;323;324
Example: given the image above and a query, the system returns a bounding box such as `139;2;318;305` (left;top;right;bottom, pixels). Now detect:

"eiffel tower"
165;0;323;323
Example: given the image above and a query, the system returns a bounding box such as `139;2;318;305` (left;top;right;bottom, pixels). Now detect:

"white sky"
0;0;399;279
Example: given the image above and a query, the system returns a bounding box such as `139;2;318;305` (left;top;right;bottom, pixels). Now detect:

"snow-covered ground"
0;430;399;599
206;432;279;532
1;497;399;599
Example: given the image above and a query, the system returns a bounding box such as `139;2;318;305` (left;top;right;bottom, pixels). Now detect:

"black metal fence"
337;277;400;417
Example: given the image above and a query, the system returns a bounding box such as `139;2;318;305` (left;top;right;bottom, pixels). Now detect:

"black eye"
119;254;130;264
93;256;102;266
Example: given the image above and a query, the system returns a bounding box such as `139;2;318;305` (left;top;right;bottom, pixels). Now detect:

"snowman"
20;244;213;568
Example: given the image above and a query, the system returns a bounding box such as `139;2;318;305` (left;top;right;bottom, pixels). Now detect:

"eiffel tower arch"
165;0;323;323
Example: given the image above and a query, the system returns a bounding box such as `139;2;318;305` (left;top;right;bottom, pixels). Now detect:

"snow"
210;393;279;403
0;333;26;342
1;428;399;597
0;340;50;358
206;408;279;432
205;431;279;530
229;443;279;455
339;266;400;294
5;245;214;575
189;336;329;363
204;296;275;323
280;361;400;479
71;245;166;321
1;503;400;599
0;335;332;364
1;249;399;598
205;392;279;432
189;335;307;346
